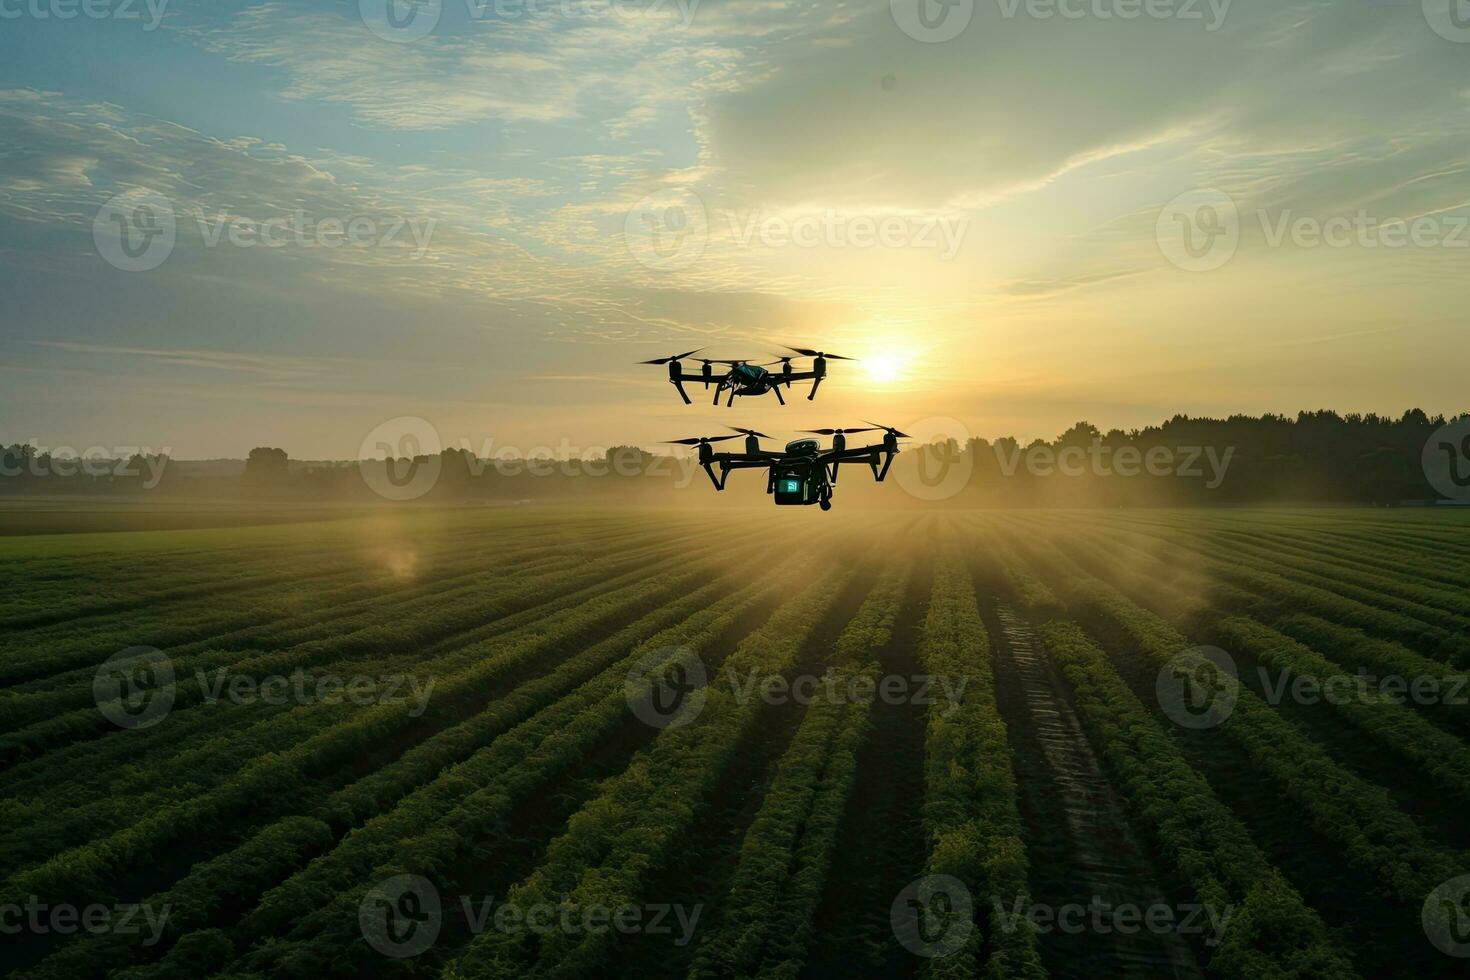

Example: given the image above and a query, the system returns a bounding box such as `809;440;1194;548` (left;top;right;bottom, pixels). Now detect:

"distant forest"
3;409;1467;508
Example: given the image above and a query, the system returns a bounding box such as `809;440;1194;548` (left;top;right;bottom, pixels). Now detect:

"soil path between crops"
988;601;1204;980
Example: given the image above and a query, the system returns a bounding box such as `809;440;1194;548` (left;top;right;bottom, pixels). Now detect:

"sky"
1;0;1467;460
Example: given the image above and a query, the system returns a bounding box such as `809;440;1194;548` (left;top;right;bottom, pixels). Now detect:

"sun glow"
862;350;908;386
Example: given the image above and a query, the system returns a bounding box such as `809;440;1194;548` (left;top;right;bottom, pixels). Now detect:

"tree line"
2;409;1466;506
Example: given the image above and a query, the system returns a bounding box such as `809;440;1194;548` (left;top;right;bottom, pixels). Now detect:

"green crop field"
2;506;1469;979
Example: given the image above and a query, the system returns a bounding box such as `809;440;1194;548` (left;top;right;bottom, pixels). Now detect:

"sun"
862;351;907;385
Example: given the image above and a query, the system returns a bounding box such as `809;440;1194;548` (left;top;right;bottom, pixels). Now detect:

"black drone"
667;424;908;510
639;346;854;407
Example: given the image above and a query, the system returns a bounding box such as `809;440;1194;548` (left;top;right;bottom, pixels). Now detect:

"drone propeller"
863;420;913;438
727;426;772;438
799;427;880;436
639;348;704;365
665;434;743;446
784;345;856;361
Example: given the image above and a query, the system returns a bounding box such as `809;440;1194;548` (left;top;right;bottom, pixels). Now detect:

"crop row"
1054;518;1470;666
18;546;822;979
689;561;912;978
0;525;723;759
1190;528;1470;625
0;517;668;690
1200;523;1470;592
1207;616;1470;809
0;530;776;915
1030;622;1357;978
0;526;587;684
913;546;1045;980
0;531;758;893
1017;533;1469;909
0;517;538;629
1034;519;1470;765
0;546;750;882
225;548;848;978
442;549;875;978
0;522;731;802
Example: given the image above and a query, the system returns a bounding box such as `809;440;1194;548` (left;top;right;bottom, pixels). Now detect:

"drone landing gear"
672;379;692;405
868;452;894;482
819;496;832;511
772;385;785;405
807;375;823;401
702;461;730;491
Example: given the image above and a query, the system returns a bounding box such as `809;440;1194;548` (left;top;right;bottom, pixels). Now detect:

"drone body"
669;425;906;511
639;346;853;407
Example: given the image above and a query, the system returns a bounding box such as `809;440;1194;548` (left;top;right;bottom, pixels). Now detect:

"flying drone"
639;346;854;407
667;423;908;510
